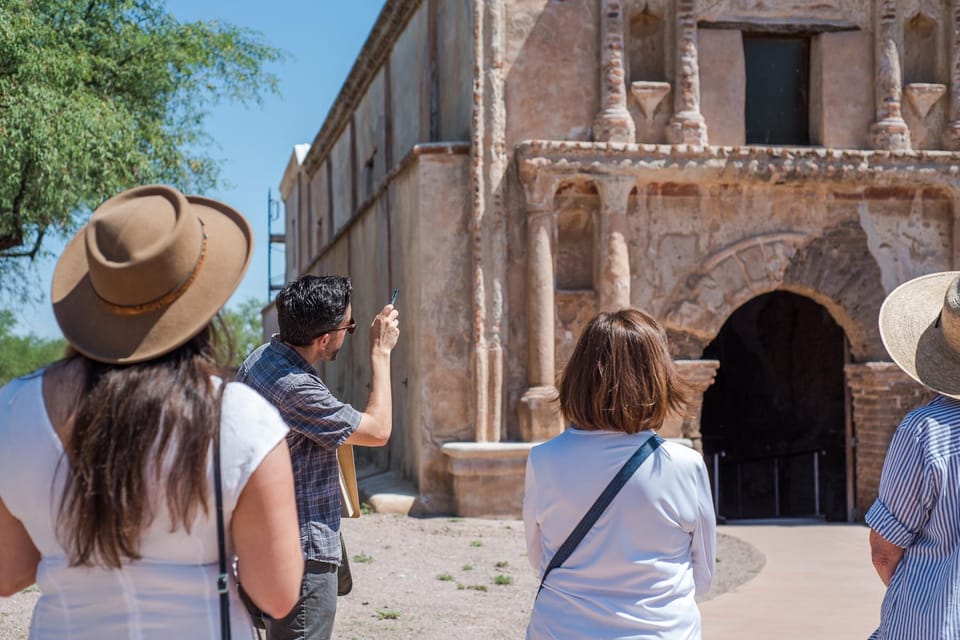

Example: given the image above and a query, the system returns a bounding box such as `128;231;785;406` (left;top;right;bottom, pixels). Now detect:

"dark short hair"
558;309;688;433
276;275;352;346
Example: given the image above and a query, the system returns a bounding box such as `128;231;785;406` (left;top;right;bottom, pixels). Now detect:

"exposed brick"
846;362;931;520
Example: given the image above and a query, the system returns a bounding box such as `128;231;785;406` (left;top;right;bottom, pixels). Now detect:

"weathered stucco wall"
504;0;599;144
391;163;421;484
354;70;388;205
817;31;873;149
390;4;431;157
308;151;471;511
330;126;354;236
501;0;601;438
284;182;301;282
699;29;745;146
311;161;331;248
438;0;474;141
410;153;473;509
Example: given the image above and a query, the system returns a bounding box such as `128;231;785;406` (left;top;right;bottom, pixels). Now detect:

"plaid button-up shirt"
237;336;360;563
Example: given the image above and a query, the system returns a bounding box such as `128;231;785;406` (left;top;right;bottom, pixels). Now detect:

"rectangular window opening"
744;34;811;146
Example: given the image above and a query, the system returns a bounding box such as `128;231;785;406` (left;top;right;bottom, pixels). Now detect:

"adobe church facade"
275;0;955;521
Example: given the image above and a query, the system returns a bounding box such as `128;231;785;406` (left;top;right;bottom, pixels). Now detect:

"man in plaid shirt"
238;275;399;640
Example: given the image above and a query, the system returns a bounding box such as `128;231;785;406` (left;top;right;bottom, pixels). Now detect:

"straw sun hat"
879;271;960;399
52;185;253;364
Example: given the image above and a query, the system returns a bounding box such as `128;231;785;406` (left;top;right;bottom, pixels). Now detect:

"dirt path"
0;515;759;639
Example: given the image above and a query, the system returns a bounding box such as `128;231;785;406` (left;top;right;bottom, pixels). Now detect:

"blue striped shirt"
237;336;360;563
865;395;960;639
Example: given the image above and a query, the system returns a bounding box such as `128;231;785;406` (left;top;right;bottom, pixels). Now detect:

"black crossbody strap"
213;387;231;640
538;433;664;595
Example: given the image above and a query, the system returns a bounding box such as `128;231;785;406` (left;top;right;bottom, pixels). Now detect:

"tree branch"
0;160;34;255
0;226;44;259
83;0;97;24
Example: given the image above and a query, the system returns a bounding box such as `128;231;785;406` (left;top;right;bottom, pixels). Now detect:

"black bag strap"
213;387;231;640
537;433;664;595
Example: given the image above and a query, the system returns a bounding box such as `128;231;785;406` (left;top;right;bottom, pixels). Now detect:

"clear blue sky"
13;1;386;338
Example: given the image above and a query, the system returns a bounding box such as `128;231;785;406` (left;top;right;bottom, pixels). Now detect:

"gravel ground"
0;515;762;639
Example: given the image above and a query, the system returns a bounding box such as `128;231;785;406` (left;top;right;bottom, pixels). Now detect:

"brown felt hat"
52;185;253;364
879;271;960;398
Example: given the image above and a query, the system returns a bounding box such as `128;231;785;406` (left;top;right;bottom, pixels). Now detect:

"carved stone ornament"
698;0;869;28
631;81;672;119
902;0;943;21
905;83;947;119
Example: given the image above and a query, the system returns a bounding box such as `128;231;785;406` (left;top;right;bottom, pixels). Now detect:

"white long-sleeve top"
523;428;716;640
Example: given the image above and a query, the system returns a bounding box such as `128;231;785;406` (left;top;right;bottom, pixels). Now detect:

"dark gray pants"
264;561;338;640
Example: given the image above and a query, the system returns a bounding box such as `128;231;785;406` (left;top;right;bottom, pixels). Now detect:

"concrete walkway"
700;524;885;640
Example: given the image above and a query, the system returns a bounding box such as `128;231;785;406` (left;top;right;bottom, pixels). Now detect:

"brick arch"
661;222;886;361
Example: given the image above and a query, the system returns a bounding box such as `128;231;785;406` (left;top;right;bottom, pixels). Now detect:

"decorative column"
595;177;635;311
594;0;636;143
519;173;563;442
666;0;708;145
946;0;960;148
845;363;930;519
676;360;720;453
870;0;911;150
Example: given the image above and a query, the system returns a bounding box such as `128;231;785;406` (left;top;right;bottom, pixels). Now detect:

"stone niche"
626;2;671;143
902;10;948;149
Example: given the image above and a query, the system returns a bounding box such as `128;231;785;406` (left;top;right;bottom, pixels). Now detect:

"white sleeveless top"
0;371;290;640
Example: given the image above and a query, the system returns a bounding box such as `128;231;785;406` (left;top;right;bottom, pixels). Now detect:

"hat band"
95;231;208;317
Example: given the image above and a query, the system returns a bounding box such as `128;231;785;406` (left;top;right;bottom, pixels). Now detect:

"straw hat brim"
51;195;253;364
879;271;960;398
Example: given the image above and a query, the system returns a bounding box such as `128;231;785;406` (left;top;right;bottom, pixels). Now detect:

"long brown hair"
58;322;231;568
559;309;688;433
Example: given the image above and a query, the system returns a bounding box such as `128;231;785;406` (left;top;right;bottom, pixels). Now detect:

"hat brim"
879;271;960;398
51;194;253;364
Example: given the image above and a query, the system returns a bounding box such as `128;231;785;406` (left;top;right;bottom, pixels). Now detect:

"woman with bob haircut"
0;185;303;638
523;308;716;639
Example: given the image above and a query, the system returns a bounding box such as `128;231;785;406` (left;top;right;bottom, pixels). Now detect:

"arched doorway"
701;291;847;521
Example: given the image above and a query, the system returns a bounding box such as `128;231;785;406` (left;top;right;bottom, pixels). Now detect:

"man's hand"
370;304;399;356
348;304;399;447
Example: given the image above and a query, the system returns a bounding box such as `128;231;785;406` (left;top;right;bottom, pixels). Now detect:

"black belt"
305;559;337;574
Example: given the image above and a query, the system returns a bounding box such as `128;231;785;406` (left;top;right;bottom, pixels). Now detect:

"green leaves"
0;0;282;289
215;297;265;369
0;310;67;385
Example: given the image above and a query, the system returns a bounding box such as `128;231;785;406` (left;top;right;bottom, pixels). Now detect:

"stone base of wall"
846;362;931;519
441;442;535;517
441;437;697;517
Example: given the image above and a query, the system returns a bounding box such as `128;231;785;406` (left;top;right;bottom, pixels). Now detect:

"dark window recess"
744;35;810;145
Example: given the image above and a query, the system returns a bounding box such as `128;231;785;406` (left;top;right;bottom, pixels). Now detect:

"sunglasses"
323;318;356;335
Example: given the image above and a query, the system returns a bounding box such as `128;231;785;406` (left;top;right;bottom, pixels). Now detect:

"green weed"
376;609;401;620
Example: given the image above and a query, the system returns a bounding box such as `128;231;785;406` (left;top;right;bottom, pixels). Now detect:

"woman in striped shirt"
868;271;960;639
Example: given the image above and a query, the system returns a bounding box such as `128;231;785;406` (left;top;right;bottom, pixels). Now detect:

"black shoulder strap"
213;385;231;640
537;433;664;595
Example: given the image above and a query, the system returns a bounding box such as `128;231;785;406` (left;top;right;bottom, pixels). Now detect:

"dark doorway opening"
744;34;810;145
701;291;846;521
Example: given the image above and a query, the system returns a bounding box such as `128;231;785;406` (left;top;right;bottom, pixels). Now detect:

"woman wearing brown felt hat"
0;185;303;638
